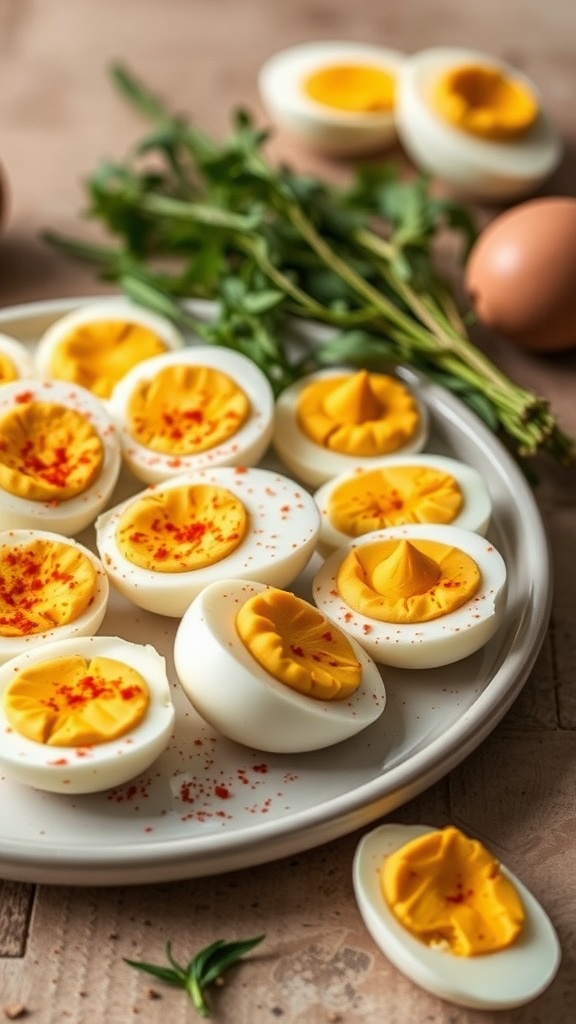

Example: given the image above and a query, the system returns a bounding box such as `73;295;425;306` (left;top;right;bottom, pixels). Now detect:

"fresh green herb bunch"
45;64;573;465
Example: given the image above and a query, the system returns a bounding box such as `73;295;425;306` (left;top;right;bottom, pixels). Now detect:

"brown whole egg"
465;196;576;352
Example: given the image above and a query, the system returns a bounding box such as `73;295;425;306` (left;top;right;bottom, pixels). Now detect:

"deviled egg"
0;635;175;794
273;368;428;488
0;379;121;535
353;823;561;1009
109;346;275;484
174;579;386;752
313;453;492;555
96;466;320;617
35;299;185;400
0;530;109;665
313;523;507;668
0;332;35;384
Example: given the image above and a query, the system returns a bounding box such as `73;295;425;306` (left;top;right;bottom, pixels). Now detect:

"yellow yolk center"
297;371;421;457
116;483;248;573
0;351;18;384
432;63;539;140
127;364;250;455
327;465;463;536
303;63;396;113
336;538;481;623
0;539;97;637
3;654;150;746
236;588;362;700
381;826;525;956
0;400;104;502
46;319;171;399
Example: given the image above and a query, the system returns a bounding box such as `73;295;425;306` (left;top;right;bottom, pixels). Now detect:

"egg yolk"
336;538;480;623
297;371;421;457
302;63;396;113
0;400;104;501
0;539;97;637
3;654;149;746
381;826;525;956
116;483;248;572
46;319;171;399
236;588;362;700
127;364;250;455
0;351;18;384
327;466;463;536
432;64;539;140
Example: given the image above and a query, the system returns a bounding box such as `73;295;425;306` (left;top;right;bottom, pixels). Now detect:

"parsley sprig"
124;934;265;1017
44;63;573;466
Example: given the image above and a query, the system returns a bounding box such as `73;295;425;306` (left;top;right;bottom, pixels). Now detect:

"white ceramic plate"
0;297;552;885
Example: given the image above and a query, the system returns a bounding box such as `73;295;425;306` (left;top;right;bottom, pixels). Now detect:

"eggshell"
465;197;576;351
353;823;562;1010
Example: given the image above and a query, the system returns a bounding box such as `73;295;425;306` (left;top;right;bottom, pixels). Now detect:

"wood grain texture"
1;0;575;1021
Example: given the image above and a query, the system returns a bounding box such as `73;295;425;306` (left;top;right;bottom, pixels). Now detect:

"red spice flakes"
362;624;373;635
214;784;231;800
15;390;34;404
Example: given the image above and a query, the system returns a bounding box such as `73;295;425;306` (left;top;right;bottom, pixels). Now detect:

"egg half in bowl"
96;466;320;617
174;579;386;752
0;379;121;535
0;530;109;665
0;635;175;794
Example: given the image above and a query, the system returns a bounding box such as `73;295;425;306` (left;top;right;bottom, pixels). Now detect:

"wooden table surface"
1;1;575;1021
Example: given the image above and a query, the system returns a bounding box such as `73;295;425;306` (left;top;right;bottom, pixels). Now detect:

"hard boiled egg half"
96;466;320;618
313;523;507;669
0;332;35;384
0;530;109;665
259;41;405;157
273;368;429;488
313;453;492;556
353;823;561;1009
34;299;185;400
109;346;275;485
0;635;175;794
395;47;562;201
0;379;121;535
174;579;386;752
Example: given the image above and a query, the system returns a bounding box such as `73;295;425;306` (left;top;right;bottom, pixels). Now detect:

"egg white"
0;332;36;382
259;41;405;156
0;530;109;665
273;368;429;488
34;298;185;397
174;578;386;752
313;523;507;669
95;466;320;617
109;346;275;485
0;379;122;536
353;823;561;1009
0;635;175;794
395;47;562;201
314;453;492;556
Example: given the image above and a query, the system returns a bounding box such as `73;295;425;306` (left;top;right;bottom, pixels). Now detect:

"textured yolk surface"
297;371;421;456
116;484;248;572
0;539;97;637
47;319;170;399
127;364;250;455
432;63;539;140
236;588;362;700
336;538;481;623
381;826;525;956
0;400;103;501
303;63;396;113
3;654;150;746
0;351;18;384
328;466;463;536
